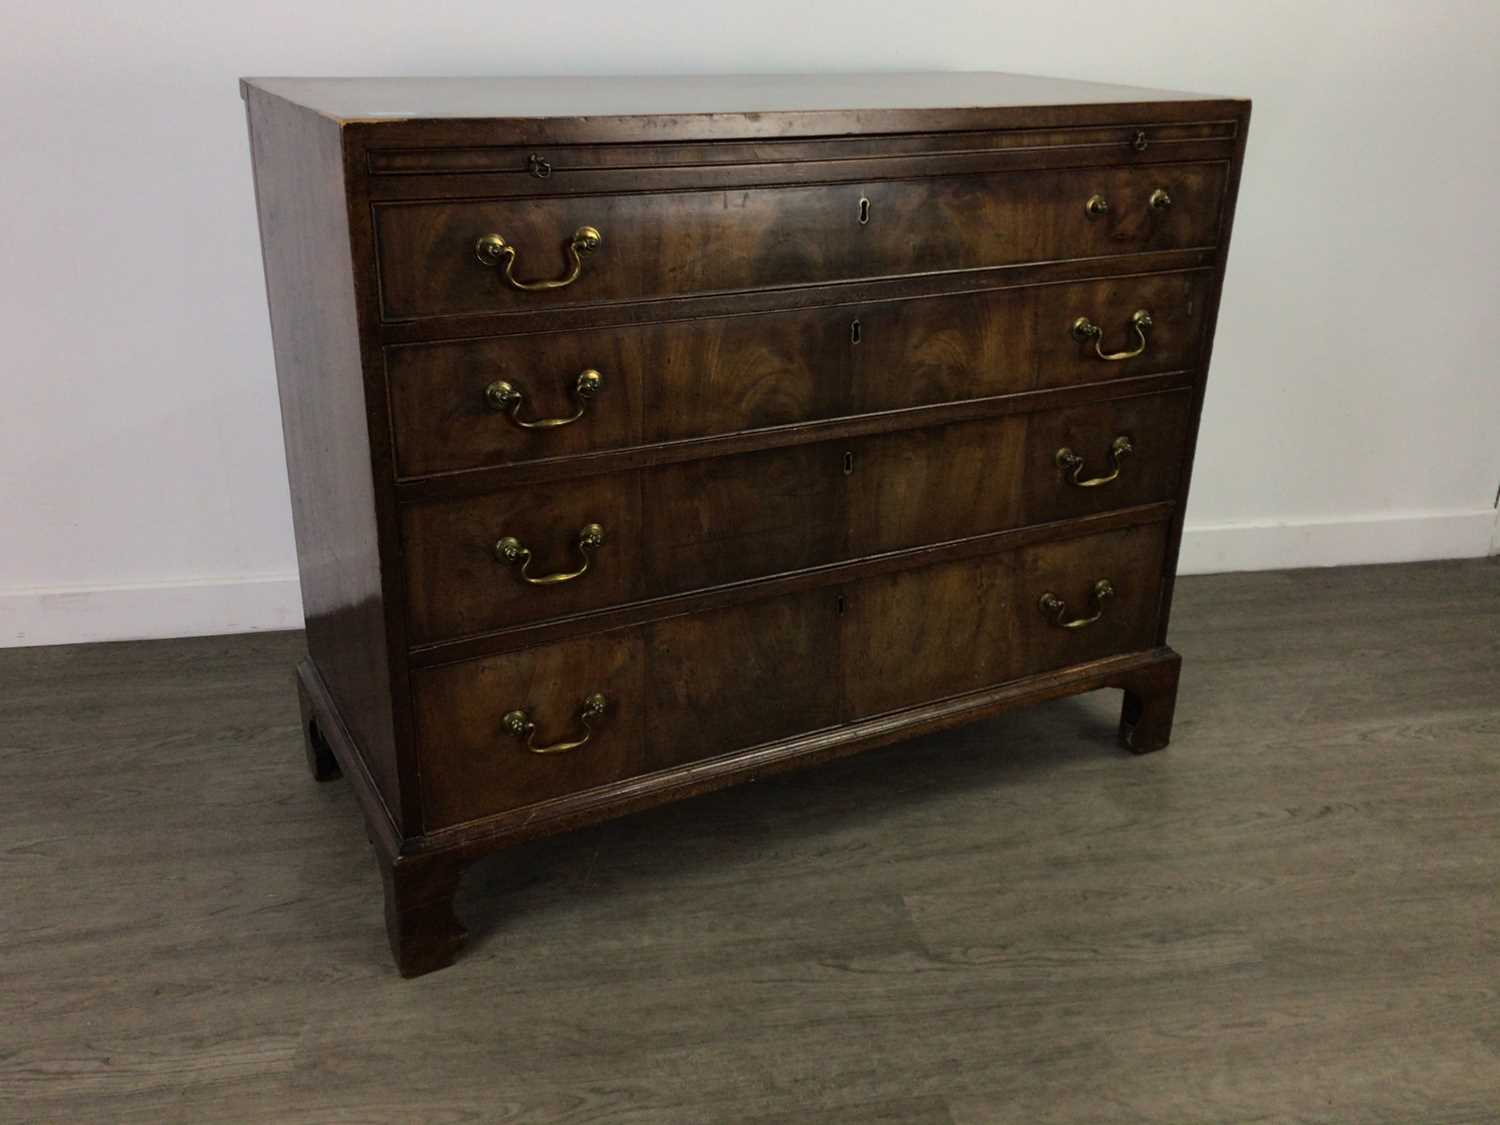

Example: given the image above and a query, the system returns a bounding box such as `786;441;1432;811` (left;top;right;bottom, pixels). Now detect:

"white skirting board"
2;508;1496;648
0;573;304;648
1175;508;1498;576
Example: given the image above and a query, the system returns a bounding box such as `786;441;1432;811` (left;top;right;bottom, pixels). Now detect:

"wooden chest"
243;74;1249;977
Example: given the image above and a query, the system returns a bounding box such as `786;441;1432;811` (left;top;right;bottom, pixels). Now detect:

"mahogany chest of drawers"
242;74;1249;977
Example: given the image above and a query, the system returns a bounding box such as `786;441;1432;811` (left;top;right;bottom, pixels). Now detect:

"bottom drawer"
413;521;1169;828
841;521;1167;719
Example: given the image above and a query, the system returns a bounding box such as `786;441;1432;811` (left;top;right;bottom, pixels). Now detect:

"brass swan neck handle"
494;523;605;586
1038;579;1115;629
485;369;603;429
503;693;607;755
1072;309;1153;362
1056;435;1134;488
475;226;602;291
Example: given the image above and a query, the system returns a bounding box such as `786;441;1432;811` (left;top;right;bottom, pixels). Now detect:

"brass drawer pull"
494;523;605;585
1056;435;1134;488
475;225;602;291
1039;579;1115;629
503;693;607;755
1072;309;1153;361
1087;190;1172;218
485;369;603;429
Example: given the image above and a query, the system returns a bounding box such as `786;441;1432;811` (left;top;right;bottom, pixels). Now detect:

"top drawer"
374;162;1226;321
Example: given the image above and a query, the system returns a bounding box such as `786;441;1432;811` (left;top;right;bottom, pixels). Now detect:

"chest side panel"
245;91;407;830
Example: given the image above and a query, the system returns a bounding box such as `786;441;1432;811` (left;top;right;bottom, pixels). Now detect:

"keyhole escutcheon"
842;450;855;475
858;196;871;225
850;317;862;345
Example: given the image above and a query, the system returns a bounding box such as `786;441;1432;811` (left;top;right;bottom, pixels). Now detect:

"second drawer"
401;389;1192;644
387;270;1210;478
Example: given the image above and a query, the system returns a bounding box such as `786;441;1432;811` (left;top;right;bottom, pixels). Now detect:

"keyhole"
835;593;847;616
858;196;871;225
842;450;855;475
850;317;862;345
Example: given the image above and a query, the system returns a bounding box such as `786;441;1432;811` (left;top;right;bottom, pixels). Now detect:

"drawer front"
375;164;1225;319
401;391;1191;644
843;522;1168;720
386;304;851;477
402;442;851;643
387;272;1208;478
1013;522;1169;679
413;630;649;828
850;270;1207;414
414;589;840;828
1017;388;1194;527
401;475;643;644
1026;272;1207;389
413;522;1167;827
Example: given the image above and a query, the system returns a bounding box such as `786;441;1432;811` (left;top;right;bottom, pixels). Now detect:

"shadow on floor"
459;687;1130;948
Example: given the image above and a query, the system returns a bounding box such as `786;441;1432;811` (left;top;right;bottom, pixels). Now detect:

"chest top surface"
239;71;1236;125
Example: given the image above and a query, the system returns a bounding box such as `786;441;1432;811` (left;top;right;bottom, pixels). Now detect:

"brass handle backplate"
1056;435;1134;488
503;693;607;754
495;523;604;585
1039;579;1115;629
1072;309;1153;361
485;369;603;429
475;225;602;291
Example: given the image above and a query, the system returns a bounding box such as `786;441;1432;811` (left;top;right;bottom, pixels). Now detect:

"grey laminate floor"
3;559;1498;1124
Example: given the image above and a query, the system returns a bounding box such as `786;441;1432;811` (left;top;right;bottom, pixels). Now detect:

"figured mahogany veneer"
376;163;1225;319
386;270;1210;477
414;521;1168;828
399;389;1193;644
244;73;1248;978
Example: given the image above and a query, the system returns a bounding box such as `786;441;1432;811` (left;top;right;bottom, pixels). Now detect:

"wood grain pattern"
641;441;848;594
406;505;1176;667
645;589;845;774
376;250;1220;348
414;631;647;827
244;77;1251;978
842;523;1170;721
841;554;1023;719
374;163;1227;319
384;270;1208;480
845;418;1029;555
367;121;1236;175
243;88;407;828
399;404;1188;647
1014;522;1168;675
243;71;1244;130
399;473;642;643
6;557;1497;1120
407;524;1168;829
1017;388;1195;525
1027;270;1209;388
1151;106;1251;649
411;589;846;829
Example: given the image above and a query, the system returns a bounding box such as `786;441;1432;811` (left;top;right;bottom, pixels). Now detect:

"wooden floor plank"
1;557;1497;1123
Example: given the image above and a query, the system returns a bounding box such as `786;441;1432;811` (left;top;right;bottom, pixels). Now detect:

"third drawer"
401;388;1192;645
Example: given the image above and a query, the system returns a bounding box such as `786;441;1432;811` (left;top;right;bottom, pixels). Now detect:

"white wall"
2;0;1497;646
